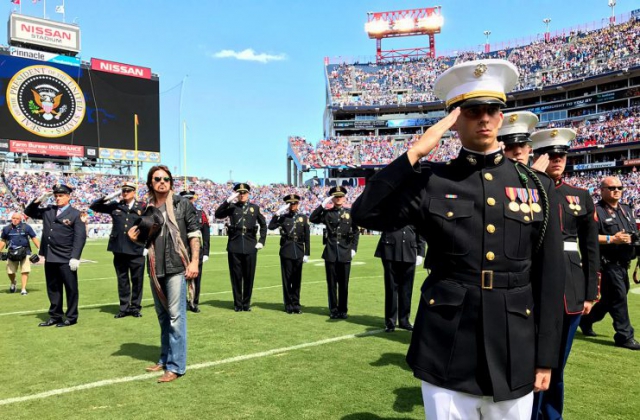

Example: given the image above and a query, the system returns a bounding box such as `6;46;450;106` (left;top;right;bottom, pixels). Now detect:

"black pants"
325;261;351;315
382;260;415;328
280;257;303;311
228;252;257;309
113;253;145;313
192;258;204;306
44;262;79;322
581;263;635;343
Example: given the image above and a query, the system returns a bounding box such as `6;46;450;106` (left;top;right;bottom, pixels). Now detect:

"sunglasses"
461;105;501;119
153;177;171;183
604;186;624;191
122;189;135;193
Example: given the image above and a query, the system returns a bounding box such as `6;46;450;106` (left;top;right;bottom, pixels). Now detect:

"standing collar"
456;147;505;169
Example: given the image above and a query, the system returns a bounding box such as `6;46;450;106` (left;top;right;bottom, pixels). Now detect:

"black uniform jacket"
90;198;146;255
351;150;564;402
374;226;426;263
25;201;87;264
215;201;267;254
268;212;311;261
596;200;638;264
555;181;599;313
310;205;359;263
198;209;211;259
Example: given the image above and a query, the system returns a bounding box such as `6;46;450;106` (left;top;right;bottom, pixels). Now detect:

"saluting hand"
532;153;550;172
407;107;461;165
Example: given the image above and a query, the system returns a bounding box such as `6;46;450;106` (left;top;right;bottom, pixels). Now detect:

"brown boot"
145;364;165;372
157;371;179;383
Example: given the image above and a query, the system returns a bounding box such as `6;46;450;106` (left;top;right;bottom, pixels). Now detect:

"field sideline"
1;235;639;419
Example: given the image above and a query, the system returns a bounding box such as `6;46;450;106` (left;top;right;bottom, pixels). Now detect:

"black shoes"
398;323;414;331
243;306;251;312
234;307;242;312
56;320;76;328
9;284;16;293
615;338;640;350
114;312;128;319
188;305;201;313
581;325;597;337
329;313;339;319
130;311;143;318
38;318;61;327
385;326;395;333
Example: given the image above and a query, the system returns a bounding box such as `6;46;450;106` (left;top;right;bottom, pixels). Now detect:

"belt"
564;242;578;252
432;269;530;290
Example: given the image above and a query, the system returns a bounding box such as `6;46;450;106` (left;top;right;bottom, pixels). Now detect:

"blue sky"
6;0;636;184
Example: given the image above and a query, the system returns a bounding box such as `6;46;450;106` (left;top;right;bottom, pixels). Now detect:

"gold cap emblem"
474;63;488;78
550;129;558;138
509;114;518;123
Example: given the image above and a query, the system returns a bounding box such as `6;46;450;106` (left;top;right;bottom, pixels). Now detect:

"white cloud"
212;48;287;64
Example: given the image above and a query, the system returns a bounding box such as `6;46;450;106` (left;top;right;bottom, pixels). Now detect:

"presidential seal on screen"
6;65;86;138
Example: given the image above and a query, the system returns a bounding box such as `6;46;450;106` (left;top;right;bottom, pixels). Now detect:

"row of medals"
508;201;542;214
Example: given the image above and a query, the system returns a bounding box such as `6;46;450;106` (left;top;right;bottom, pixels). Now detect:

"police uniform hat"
283;194;301;204
434;59;519;110
531;128;576;155
179;190;196;199
328;186;348;197
121;181;137;191
132;206;165;246
233;183;250;193
498;111;539;146
52;183;73;194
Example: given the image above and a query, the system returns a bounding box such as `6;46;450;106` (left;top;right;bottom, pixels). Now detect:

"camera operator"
0;213;40;295
580;176;640;350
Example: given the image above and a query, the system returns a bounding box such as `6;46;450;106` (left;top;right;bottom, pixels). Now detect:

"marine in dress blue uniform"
498;111;538;165
529;128;600;420
310;186;360;319
90;181;146;318
25;184;87;327
268;194;311;314
214;183;267;311
351;60;565;419
374;226;425;332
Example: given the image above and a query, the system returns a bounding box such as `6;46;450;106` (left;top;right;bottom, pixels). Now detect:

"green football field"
1;235;639;419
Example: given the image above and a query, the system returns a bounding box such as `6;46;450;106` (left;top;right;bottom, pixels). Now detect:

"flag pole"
183;120;187;190
43;0;46;19
134;114;139;184
62;0;65;22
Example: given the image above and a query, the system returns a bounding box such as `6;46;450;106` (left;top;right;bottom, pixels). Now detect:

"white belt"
564;242;578;252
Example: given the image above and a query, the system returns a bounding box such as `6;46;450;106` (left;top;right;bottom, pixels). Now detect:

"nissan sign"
90;58;152;80
9;14;80;54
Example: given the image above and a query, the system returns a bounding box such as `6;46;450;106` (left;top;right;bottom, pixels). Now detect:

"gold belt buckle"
481;270;494;290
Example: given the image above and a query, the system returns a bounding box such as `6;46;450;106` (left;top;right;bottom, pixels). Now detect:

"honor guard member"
352;59;565;419
214;183;267;311
268;194;311;314
180;190;211;313
529;128;600;419
580;176;640;350
310;186;360;319
375;226;425;332
25;184;87;328
90;181;146;318
499;111;538;165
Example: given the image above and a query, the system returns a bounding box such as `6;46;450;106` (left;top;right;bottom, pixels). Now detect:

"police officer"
580;176;640;350
214;183;267;311
374;226;425;332
25;184;87;328
352;60;564;419
499;111;538;166
268;194;310;314
90;181;146;318
530;128;600;419
180;190;211;313
310;186;359;320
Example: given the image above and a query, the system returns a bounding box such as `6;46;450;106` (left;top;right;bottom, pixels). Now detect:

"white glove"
227;192;240;203
322;196;334;210
69;258;80;271
104;191;121;202
37;192;53;203
275;205;289;216
416;255;424;266
350;250;356;259
255;243;264;250
203;255;209;263
143;249;149;257
303;256;309;263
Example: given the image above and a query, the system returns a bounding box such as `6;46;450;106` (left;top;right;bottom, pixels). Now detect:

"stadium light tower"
608;0;616;25
365;6;443;63
483;30;491;53
543;18;551;42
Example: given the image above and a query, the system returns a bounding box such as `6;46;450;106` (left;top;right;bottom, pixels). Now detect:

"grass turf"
0;235;639;419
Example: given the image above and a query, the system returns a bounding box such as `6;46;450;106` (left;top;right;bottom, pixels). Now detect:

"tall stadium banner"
333;117;439;129
8;14;81;54
9;139;84;157
99;147;160;163
9;46;81;66
0;51;160;154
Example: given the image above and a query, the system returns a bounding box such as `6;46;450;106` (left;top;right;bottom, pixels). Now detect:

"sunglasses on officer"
153;176;171;183
122;188;135;193
604;186;625;191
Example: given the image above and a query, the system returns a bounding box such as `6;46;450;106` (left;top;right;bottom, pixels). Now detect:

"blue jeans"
531;313;582;420
151;273;187;375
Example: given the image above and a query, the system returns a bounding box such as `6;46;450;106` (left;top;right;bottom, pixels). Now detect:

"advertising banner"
99;147;160;163
9;14;81;53
9;140;84;157
90;58;152;80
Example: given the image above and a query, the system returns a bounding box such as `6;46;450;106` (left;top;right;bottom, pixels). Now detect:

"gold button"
524;216;530;222
486;251;495;261
487;197;496;206
486;224;496;234
484;173;493;181
429;299;435;305
526;309;531;316
446;211;454;218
